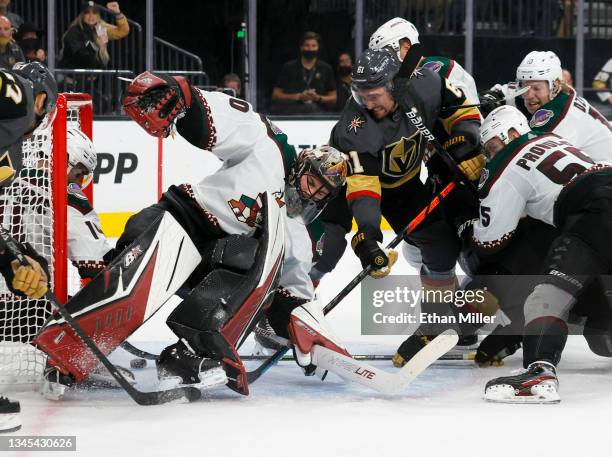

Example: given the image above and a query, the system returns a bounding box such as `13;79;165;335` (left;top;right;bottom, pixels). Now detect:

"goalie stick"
121;336;475;362
246;180;458;384
0;225;201;406
312;329;458;394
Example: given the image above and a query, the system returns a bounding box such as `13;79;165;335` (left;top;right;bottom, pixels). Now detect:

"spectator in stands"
16;22;45;63
0;0;21;30
0;15;23;68
335;52;352;111
271;31;336;114
562;68;573;87
219;72;241;97
58;1;129;70
593;58;612;105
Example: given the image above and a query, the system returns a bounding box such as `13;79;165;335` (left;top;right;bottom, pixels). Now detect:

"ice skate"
484;361;560;404
157;341;227;391
0;397;20;433
252;317;286;356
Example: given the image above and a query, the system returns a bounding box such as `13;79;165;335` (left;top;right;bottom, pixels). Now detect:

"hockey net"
0;93;93;390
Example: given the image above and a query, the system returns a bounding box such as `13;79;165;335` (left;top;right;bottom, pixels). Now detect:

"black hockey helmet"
12;61;58;125
352;48;400;89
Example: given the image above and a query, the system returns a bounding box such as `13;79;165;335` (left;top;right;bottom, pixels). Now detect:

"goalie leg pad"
166;192;285;395
34;212;202;382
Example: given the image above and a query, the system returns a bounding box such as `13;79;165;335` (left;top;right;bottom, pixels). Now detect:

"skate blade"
0;414;21;433
484;384;561;404
158;367;228;392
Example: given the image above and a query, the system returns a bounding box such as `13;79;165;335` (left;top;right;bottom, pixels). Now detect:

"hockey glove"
475;332;522;367
288;300;349;379
0;242;50;299
122;71;193;138
351;231;398;278
390;76;413;113
442;135;486;182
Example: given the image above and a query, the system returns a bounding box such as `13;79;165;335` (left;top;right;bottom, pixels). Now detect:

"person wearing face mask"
271;31;336;114
0;15;24;69
335;52;352;112
16;22;46;63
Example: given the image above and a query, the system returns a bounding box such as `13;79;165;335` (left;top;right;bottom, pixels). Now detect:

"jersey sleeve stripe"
346;174;381;201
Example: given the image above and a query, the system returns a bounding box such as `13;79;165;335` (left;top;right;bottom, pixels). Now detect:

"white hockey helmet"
516;51;563;93
480;105;531;150
67;128;97;188
368;17;420;61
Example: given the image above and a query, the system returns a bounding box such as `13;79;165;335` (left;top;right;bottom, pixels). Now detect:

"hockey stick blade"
246;182;458;383
311;330;459;394
0;226;201;406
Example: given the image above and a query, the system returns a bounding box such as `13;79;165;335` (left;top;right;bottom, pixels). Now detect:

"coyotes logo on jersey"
228;193;264;228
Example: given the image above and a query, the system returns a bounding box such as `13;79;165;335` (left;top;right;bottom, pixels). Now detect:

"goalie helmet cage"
0;93;94;390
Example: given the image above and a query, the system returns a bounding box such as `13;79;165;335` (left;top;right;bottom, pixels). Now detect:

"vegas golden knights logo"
381;132;422;180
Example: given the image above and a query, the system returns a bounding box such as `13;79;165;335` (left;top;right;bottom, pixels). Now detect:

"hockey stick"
246;180;457;384
312;329;458;394
121;335;474;362
0;226;201;406
244;352;473;362
404;107;478;196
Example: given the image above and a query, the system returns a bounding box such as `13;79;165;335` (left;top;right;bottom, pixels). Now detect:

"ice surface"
8;234;611;457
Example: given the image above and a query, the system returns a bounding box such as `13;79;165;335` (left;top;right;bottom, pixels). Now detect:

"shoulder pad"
421;56;453;78
331;99;384;156
0;70;31;120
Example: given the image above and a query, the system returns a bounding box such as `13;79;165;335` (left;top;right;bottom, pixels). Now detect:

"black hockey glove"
478;88;505;117
351;231;397;278
475;332;522;367
391;76;413;113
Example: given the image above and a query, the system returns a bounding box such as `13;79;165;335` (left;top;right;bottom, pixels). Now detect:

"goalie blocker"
35;192;284;396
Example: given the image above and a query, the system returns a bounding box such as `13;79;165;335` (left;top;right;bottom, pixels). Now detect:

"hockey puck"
130;358;147;369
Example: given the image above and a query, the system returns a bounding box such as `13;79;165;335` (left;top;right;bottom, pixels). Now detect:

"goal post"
0;93;94;389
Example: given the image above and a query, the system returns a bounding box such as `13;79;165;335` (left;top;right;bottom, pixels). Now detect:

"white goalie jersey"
178;89;316;299
473;132;610;251
67;183;111;279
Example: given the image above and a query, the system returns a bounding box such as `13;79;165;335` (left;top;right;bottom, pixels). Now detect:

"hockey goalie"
33;71;349;399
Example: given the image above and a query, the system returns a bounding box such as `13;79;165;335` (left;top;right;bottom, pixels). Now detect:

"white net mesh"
0;97;91;390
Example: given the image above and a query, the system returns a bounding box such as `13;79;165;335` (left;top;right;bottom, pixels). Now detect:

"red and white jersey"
180;89;314;299
491;85;612;162
67;184;111;278
473;132;609;251
186;90;288;236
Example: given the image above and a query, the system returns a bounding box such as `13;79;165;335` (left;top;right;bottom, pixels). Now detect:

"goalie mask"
67;128;97;188
286;146;348;224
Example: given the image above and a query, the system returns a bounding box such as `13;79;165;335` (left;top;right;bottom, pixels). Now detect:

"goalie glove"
122;71;193;138
0;242;50;299
288;300;350;377
351;231;398;278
